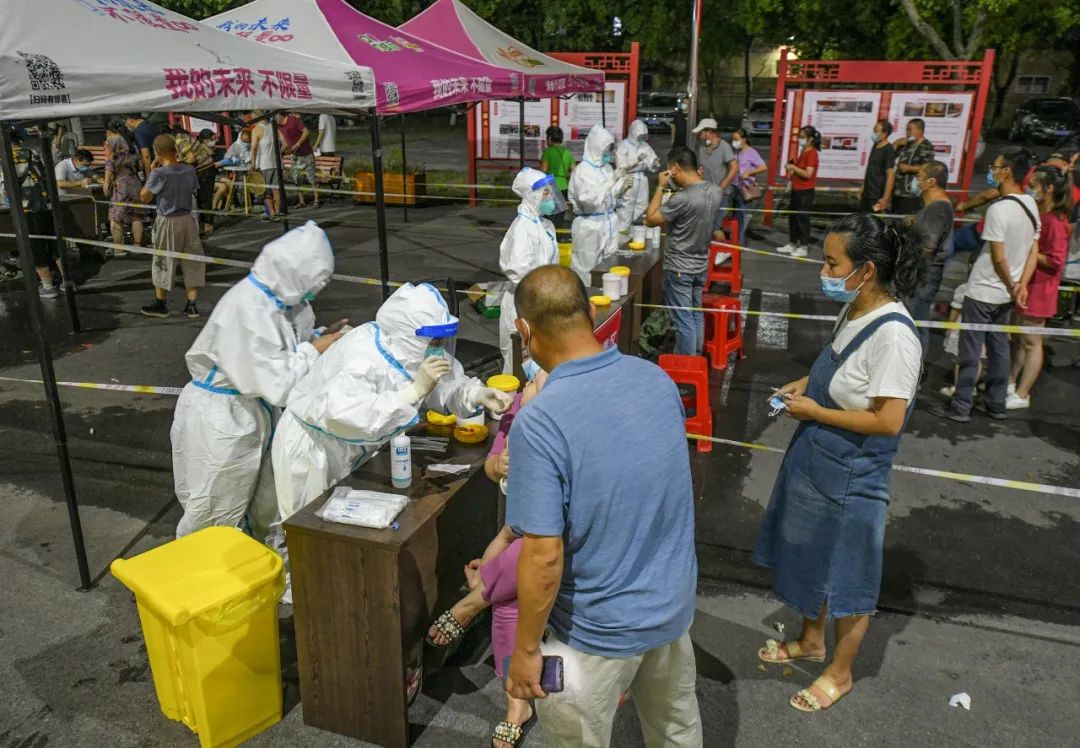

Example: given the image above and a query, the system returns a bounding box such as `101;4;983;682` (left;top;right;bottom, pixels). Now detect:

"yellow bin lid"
427;410;457;426
590;294;612;307
111;526;283;626
609;266;631;276
486;374;521;393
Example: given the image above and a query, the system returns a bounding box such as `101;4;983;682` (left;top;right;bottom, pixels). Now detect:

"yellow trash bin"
558;241;572;267
111;527;285;748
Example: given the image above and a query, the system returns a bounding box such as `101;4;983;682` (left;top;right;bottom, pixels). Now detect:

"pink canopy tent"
400;0;604;98
204;0;524;114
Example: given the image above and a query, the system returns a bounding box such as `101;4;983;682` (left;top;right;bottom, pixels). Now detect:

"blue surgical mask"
911;176;923;197
1024;187;1038;200
986;167;998;188
522;358;541;381
302;291;317;302
539;198;557;216
820;266;865;303
601;153;613;166
425;345;445;359
871;131;881;143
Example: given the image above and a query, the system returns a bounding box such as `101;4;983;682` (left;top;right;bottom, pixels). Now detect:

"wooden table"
508;288;635;381
591;244;662;354
284;425;499;748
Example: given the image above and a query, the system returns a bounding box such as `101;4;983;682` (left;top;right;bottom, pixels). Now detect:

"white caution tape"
0;376;182;396
687;434;1080;498
640;301;1080;338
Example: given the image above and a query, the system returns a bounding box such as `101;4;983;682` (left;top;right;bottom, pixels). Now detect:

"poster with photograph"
887;92;973;184
780;91;883;180
557;81;627;159
482;99;553;160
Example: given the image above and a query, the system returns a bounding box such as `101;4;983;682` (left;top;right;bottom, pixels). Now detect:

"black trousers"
788;188;814;246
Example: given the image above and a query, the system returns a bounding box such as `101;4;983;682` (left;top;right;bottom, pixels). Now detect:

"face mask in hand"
522;358;541;381
539;198;557;215
820;266;866;303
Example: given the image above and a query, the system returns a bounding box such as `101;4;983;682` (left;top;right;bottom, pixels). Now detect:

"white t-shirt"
317;114;337;153
54;157;84;191
966;194;1040;305
253;122;277;171
828;301;922;412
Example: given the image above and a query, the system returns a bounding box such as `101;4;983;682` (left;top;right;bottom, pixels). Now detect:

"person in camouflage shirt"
891;118;935;215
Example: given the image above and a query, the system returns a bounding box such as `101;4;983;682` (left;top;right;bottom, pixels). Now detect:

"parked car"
1009;97;1080;144
741;99;777;136
638;91;682;135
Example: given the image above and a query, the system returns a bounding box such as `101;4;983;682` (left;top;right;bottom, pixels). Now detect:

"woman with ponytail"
779;125;821;258
754;213;926;713
1007;166;1074;409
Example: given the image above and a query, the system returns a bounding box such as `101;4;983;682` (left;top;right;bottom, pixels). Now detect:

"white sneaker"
1005;392;1030;410
790;246;809;258
1007;382;1016;396
939;385;956;398
776;243;795;255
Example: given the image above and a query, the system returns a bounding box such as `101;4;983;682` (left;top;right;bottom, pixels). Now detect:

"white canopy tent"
0;0;383;589
0;0;375;117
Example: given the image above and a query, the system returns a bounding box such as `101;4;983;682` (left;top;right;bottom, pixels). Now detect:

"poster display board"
780;91;882;180
474;80;627;163
556;81;627;160
886;92;973;183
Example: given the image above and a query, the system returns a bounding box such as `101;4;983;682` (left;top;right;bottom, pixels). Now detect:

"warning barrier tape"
0;371;1074;498
639;302;1080;338
0;376;182;396
685;433;1080;498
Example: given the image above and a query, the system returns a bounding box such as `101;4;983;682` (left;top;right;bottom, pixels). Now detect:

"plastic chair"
706;239;742;294
658;354;713;453
702;294;745;370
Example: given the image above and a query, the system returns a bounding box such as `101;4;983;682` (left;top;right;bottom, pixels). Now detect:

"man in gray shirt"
693;118;738;237
646;146;723;355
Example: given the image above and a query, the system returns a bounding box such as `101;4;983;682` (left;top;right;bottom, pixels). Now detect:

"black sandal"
425;609;466;648
492;705;537;747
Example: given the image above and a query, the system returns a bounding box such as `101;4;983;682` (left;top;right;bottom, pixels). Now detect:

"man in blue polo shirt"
504;265;701;747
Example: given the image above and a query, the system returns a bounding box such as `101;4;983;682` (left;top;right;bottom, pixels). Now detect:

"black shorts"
27;211;56;268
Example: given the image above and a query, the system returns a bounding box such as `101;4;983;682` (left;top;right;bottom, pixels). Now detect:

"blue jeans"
732;188;751;246
905;258;946;354
663;269;707;355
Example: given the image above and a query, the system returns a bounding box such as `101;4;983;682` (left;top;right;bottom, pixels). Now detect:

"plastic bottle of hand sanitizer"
391;435;412;489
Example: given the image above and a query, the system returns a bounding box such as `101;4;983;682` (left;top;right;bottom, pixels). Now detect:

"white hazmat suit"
273;282;513;523
568;125;628;285
170;220;334;539
499;167;560;373
615;120;661;234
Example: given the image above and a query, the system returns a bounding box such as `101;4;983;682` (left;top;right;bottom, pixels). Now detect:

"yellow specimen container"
111;527;285;748
558;242;573;267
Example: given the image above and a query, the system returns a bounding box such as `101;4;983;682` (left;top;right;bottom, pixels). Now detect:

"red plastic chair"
706;239;742;294
658;354;713;453
702;294;745;370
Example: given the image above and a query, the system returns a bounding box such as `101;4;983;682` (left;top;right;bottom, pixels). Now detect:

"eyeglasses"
989;164;1006;171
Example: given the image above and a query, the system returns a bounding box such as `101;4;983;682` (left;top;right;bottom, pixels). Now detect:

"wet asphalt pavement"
1;189;1079;746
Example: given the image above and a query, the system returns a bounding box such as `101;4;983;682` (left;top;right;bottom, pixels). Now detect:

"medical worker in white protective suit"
568;124;631;285
273;282;515;525
170;220;343;539
498;167;565;372
615;120;661;234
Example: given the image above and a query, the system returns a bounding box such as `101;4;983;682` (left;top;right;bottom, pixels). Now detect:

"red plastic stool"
720;216;739;241
702;294;745;370
706;239;742;294
658;354;713;453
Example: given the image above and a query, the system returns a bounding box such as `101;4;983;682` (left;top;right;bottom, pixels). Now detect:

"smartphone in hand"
503;655;564;694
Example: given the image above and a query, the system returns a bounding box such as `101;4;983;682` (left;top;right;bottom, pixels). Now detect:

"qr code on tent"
17;51;66;91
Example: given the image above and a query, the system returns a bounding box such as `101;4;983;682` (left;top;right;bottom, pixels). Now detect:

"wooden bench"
279;154;345;195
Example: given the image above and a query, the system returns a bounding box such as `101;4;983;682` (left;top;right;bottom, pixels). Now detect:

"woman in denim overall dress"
754;214;927;713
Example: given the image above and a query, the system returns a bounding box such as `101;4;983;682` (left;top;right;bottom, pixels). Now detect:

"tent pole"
399;114;408;224
518;98;526;171
370;114;391;300
37;129;81;333
270;114;290;233
0;125;92;591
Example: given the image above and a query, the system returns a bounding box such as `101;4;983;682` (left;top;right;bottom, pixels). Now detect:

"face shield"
417;319;459;360
532;173;567;217
602;143;617;166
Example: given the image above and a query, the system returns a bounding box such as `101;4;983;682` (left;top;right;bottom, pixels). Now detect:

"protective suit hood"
251;220;334;307
583;125;615;167
376;283;457;369
512;167;549;218
627;120;648;141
